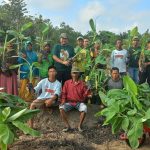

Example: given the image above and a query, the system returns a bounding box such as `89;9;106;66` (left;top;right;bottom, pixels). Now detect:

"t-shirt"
107;78;123;90
111;49;128;73
34;78;61;100
128;47;141;68
52;44;75;71
73;48;91;72
39;53;54;78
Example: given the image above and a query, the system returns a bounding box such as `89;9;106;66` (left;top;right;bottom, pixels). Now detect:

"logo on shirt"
115;54;124;59
60;49;69;61
45;88;55;95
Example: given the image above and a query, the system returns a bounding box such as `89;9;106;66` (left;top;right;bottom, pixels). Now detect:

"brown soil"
9;104;150;150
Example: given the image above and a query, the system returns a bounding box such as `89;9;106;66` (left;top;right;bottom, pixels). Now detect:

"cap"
132;36;139;41
77;36;84;40
26;41;32;45
71;67;80;73
60;33;68;39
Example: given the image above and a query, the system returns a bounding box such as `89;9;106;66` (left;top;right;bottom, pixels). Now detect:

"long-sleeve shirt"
34;78;61;100
61;79;89;103
111;49;128;73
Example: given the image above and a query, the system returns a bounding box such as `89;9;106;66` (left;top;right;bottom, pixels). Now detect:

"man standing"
74;36;84;54
29;66;61;128
111;39;128;76
128;36;141;83
59;67;90;132
18;41;39;101
52;33;75;85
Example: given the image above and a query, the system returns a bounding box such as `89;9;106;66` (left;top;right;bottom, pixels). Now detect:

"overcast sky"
1;0;150;34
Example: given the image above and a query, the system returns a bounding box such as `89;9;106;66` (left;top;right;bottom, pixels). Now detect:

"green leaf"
123;75;137;95
12;121;40;136
9;64;23;69
122;117;129;131
98;91;107;105
16;109;40;122
89;18;96;33
6;30;18;37
42;25;50;35
127;119;143;149
127;108;137;116
142;108;150;122
0;124;14;144
112;117;123;134
21;22;33;33
2;107;11;121
7;108;27;121
130;26;138;37
0;140;7;150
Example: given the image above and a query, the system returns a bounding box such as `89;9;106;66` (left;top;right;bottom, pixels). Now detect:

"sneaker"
62;127;71;132
78;127;84;132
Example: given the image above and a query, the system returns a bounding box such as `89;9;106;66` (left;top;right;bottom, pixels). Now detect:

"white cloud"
79;0;105;23
26;0;72;11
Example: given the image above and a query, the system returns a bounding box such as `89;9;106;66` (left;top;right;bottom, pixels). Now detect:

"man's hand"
62;61;70;66
60;99;65;105
28;83;34;93
22;53;27;58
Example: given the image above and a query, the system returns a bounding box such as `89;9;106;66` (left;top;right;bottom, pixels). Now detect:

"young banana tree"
7;22;33;51
35;23;51;51
0;107;40;150
10;56;40;83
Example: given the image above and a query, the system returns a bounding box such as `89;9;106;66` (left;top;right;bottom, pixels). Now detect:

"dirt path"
9;105;150;150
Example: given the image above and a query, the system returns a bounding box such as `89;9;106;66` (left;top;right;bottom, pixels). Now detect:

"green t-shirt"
52;44;75;71
39;53;54;78
128;46;141;68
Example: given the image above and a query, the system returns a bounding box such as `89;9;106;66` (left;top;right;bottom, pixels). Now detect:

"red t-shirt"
61;79;89;103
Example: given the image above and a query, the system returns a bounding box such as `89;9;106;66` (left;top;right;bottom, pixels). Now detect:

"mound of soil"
9;104;150;150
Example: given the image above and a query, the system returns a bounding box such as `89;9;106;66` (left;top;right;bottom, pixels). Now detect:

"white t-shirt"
34;78;61;100
111;49;128;73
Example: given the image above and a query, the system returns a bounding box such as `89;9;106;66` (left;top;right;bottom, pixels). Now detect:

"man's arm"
60;82;67;104
53;55;69;66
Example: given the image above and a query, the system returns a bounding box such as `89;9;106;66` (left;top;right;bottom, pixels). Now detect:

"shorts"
59;102;87;113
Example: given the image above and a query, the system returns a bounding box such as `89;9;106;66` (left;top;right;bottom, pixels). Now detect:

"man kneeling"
59;67;90;132
29;66;61;128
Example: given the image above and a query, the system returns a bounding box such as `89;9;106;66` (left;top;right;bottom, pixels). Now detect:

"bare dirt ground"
9;104;150;150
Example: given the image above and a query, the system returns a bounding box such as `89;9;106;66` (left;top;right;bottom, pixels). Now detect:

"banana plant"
35;23;51;51
139;29;149;72
96;75;150;149
7;22;33;51
128;26;139;48
10;56;40;83
0;107;40;150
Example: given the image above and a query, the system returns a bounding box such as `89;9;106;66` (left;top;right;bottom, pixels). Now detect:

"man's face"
27;44;32;50
71;72;80;79
132;39;139;48
48;68;57;78
77;39;83;47
111;70;120;80
83;39;89;48
116;40;122;49
60;38;68;45
44;45;50;51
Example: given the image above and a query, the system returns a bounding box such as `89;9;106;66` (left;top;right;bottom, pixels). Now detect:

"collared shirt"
61;79;89;102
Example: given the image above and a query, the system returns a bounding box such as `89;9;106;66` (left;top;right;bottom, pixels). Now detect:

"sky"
1;0;150;34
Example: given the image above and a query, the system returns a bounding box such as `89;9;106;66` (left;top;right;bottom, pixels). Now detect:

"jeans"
128;67;139;83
